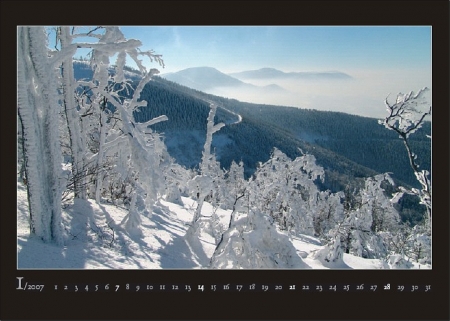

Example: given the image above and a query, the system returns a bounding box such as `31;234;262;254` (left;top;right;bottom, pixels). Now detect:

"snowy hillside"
17;180;428;269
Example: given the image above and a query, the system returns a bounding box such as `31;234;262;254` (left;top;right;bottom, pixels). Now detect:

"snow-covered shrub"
222;160;247;211
210;209;309;269
188;174;214;223
320;173;402;261
384;254;414;269
210;210;227;245
406;223;431;264
313;191;345;238
164;183;184;205
314;234;345;265
250;148;324;236
162;162;194;205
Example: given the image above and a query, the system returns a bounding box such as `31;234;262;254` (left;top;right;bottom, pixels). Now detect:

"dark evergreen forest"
134;76;430;190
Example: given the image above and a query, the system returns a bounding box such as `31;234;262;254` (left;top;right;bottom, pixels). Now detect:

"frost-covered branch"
379;88;431;221
380;88;431;138
71;26;105;39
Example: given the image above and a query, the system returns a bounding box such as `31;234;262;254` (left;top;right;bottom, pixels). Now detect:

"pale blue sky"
118;26;431;74
119;26;431;118
52;26;431;118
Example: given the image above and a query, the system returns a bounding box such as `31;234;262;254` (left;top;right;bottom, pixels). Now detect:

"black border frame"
2;1;449;320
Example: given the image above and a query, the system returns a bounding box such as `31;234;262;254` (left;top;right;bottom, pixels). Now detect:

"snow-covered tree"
17;27;77;244
379;88;431;265
18;26;169;242
17;114;27;184
189;102;225;224
208;160;248;246
379;87;431;222
405;222;431;264
313;190;345;238
318;173;401;262
363;173;400;234
201;103;225;172
316;186;360;264
57;26;89;200
249;148;324;235
222;160;247;213
162;161;192;205
73;27;167;234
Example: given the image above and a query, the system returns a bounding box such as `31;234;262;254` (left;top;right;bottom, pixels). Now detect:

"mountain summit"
161;66;247;91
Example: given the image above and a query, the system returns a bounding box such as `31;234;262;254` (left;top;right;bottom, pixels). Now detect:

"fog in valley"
207;68;431;119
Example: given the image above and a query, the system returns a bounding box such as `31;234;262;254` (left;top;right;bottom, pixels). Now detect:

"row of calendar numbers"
16;278;431;293
53;284;431;292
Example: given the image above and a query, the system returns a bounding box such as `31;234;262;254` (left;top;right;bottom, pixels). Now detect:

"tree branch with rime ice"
378;87;431;222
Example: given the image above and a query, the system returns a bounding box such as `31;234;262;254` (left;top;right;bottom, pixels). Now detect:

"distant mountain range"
229;67;353;80
161;66;352;92
159;66;354;108
160;66;287;93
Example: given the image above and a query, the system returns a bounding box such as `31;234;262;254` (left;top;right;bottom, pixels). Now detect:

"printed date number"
27;284;45;292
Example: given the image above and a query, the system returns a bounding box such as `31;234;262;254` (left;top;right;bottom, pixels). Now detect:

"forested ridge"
204;93;431;189
103;71;429;225
110;72;430;192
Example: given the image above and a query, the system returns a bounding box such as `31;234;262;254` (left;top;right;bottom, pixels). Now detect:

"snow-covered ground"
17;181;430;269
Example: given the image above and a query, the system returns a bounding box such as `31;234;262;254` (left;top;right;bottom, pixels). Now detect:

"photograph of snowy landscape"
17;26;432;270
